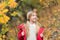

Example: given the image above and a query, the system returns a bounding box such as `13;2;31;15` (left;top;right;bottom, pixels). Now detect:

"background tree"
0;0;60;40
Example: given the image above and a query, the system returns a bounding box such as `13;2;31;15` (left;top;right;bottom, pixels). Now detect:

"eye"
32;14;35;16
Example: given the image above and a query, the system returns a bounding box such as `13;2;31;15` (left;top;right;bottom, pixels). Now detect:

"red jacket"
17;23;44;40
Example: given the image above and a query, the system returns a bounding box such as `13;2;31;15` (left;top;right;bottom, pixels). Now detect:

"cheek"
30;16;34;20
33;16;37;19
31;16;35;19
32;16;37;21
30;15;37;20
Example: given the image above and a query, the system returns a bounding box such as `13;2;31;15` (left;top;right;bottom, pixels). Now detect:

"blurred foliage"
0;0;60;40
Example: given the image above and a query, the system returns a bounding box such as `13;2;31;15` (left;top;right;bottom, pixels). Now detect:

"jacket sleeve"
17;23;25;40
37;27;44;40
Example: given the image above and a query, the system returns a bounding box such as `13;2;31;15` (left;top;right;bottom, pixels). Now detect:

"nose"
34;16;37;19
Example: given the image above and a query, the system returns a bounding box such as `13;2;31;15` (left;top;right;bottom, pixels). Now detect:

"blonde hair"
26;11;42;37
27;11;33;20
25;21;42;37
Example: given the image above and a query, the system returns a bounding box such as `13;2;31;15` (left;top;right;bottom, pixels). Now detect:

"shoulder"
36;22;42;28
17;23;26;29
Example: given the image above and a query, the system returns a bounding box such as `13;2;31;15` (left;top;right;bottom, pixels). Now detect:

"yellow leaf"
0;14;10;24
11;11;18;16
40;0;42;2
0;38;2;40
0;2;6;10
3;15;10;23
8;0;15;4
0;17;5;23
9;1;18;8
3;35;6;38
2;9;9;13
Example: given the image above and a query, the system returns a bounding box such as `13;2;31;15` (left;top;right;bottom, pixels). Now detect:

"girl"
17;11;44;40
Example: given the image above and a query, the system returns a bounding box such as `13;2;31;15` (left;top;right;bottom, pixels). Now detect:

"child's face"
30;13;37;22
